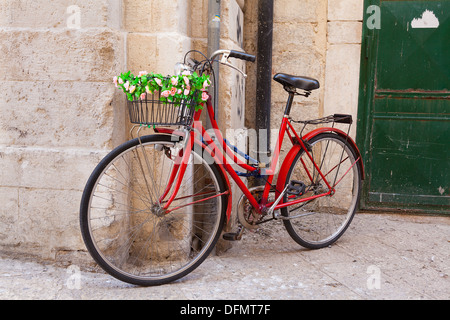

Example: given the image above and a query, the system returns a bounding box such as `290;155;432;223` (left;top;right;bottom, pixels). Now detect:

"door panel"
357;0;450;213
377;2;449;91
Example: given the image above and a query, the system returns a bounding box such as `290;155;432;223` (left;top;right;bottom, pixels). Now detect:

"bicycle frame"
157;92;363;219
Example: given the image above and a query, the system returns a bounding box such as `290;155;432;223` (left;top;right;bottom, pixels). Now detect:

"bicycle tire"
80;134;227;286
281;133;362;249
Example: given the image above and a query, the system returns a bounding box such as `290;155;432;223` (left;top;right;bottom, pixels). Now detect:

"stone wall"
0;0;247;260
0;0;125;259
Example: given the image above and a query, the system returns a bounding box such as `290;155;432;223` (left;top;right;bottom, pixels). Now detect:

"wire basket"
127;91;196;127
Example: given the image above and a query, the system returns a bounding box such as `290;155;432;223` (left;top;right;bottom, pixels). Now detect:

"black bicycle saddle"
273;73;320;91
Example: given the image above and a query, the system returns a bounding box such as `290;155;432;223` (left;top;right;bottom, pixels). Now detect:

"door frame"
357;0;379;211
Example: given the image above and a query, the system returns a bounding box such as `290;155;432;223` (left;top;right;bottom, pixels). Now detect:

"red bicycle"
80;49;364;286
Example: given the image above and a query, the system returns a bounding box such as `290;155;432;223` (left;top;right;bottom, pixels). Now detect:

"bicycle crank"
236;186;275;230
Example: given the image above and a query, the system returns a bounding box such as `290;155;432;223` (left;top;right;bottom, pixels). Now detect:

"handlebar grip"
228;50;256;62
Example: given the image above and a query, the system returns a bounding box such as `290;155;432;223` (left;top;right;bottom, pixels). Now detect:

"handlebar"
228;50;256;62
177;49;255;78
208;49;256;78
209;49;256;63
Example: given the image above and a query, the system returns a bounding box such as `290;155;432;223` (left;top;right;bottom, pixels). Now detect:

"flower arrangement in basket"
113;70;211;112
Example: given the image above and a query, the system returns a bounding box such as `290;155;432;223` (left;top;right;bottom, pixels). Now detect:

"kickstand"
223;225;246;241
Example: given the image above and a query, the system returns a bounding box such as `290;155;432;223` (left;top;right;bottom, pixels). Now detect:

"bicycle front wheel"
80;134;227;286
281;133;362;249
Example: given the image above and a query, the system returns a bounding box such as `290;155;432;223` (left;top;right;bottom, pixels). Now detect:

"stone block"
221;0;244;47
272;49;324;103
328;0;364;21
273;23;317;54
124;0;191;34
274;0;322;23
16;188;84;258
0;187;19;243
0;0;120;29
328;21;362;44
0;29;124;82
0;186;84;258
150;0;190;36
0;81;125;149
0;146;108;191
126;33;158;73
155;33;192;75
126;32;191;76
191;0;208;39
323;44;361;138
123;0;153;32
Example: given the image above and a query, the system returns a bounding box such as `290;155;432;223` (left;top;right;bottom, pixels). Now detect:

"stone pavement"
0;212;449;300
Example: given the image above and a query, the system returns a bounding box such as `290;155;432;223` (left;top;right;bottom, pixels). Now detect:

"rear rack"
290;114;353;137
291;114;352;125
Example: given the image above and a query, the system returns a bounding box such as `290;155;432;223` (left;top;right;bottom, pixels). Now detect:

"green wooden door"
357;0;450;213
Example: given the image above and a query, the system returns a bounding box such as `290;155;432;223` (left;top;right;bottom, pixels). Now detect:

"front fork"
159;128;194;210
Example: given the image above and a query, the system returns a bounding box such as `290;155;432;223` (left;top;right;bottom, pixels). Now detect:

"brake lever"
219;52;248;78
222;62;248;78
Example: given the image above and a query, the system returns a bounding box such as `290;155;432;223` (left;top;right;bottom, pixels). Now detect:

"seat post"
284;92;295;116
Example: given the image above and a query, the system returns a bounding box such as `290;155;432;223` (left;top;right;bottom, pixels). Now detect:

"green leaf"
114;70;210;110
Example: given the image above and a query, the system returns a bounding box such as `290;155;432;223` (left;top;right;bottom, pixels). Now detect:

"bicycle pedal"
287;180;306;196
222;232;241;241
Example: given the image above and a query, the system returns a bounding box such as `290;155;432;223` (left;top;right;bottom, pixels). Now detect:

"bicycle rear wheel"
80;134;227;286
281;133;362;249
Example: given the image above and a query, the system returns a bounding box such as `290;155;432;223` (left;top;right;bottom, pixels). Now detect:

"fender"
154;128;233;221
275;127;364;201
